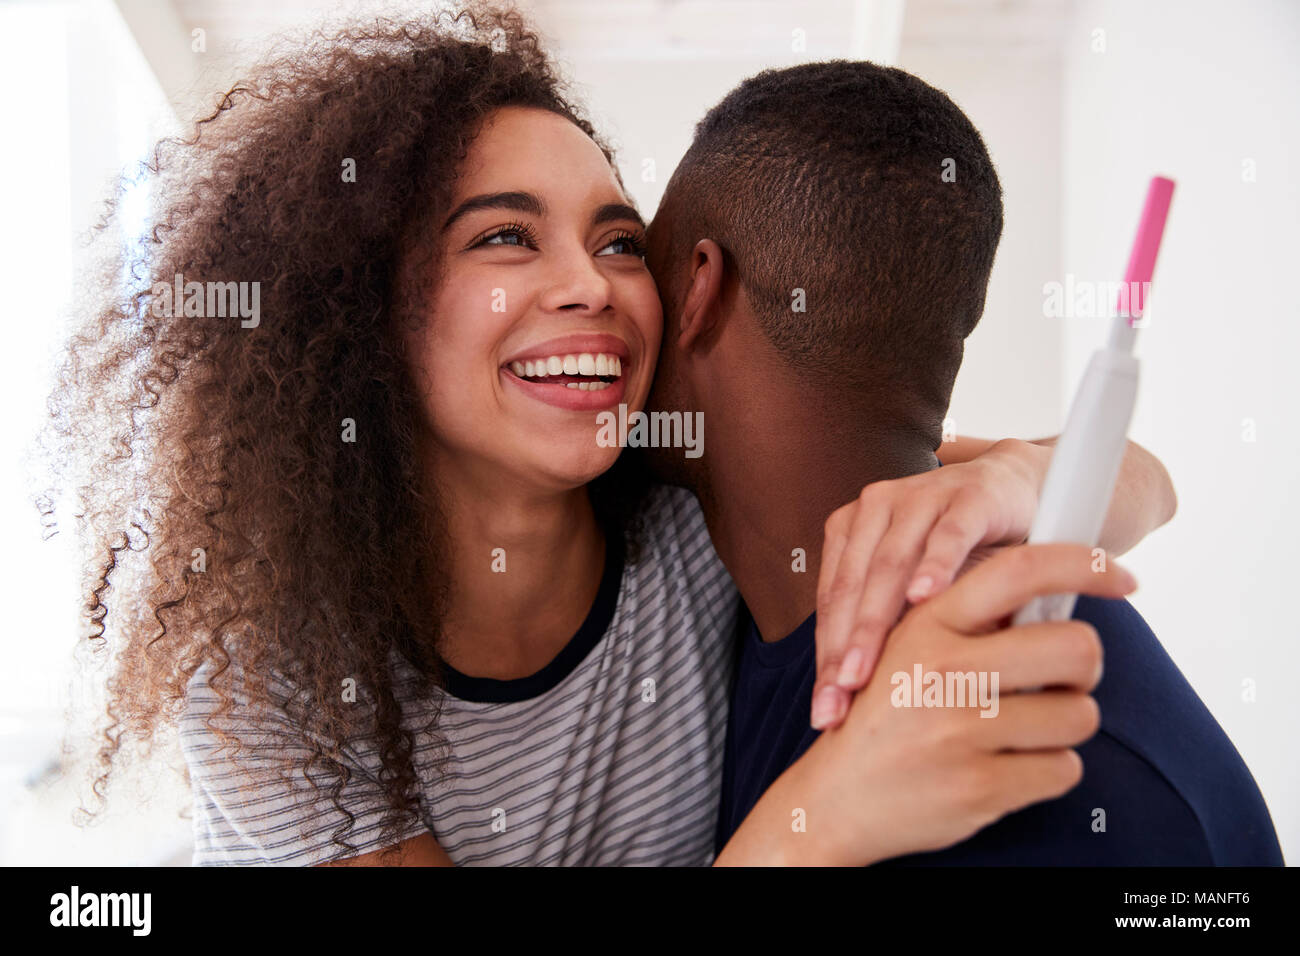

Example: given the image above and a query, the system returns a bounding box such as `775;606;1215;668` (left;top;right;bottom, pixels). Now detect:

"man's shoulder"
1070;595;1221;746
884;597;1282;866
1067;596;1283;865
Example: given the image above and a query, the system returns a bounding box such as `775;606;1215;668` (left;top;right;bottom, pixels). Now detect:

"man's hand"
812;438;1047;729
715;542;1138;867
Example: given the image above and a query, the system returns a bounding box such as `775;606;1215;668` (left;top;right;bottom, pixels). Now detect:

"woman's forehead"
453;106;625;207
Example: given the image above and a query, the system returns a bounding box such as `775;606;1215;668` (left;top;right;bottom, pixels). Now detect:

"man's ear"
677;239;727;353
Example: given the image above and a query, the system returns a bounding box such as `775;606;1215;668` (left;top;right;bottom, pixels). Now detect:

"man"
643;60;1283;864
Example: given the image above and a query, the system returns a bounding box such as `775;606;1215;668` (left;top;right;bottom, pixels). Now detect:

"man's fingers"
928;543;1137;634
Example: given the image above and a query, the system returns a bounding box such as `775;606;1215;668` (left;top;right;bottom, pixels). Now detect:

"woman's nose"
539;248;614;315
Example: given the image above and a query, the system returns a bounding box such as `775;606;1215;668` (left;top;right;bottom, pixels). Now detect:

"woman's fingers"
905;493;992;603
813;498;893;727
951;619;1104;694
983;750;1087;819
810;507;857;731
976;690;1102;752
929;542;1138;634
832;507;937;691
816;505;852;617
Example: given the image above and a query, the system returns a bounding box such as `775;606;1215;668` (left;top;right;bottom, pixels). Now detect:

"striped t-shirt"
180;484;740;865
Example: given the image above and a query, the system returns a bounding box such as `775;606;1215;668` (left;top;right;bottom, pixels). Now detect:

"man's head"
645;60;1003;487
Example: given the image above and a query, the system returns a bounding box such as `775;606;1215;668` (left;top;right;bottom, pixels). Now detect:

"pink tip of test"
1118;175;1176;323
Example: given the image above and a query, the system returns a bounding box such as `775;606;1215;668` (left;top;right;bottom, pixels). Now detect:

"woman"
40;5;1172;865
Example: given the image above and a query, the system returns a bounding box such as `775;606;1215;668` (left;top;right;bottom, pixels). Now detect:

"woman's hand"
812;438;1050;729
715;543;1138;867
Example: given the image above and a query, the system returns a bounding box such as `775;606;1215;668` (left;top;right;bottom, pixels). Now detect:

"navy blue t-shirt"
716;596;1284;865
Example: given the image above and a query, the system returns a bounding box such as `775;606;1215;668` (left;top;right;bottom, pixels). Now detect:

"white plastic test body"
1013;176;1175;626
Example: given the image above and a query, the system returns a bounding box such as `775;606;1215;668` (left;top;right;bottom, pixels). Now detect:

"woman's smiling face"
406;106;661;491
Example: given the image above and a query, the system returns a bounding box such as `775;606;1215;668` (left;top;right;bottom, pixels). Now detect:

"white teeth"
509;352;623;380
564;381;611;390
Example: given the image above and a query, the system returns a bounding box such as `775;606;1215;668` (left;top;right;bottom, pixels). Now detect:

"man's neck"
694;409;939;643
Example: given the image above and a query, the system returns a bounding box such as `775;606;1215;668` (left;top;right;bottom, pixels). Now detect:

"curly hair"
37;2;650;860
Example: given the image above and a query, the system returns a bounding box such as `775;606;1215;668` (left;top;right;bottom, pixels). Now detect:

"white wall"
1061;0;1300;862
0;0;192;866
527;0;892;217
898;25;1067;438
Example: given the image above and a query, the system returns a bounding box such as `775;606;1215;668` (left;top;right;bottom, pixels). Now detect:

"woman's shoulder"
180;654;306;750
634;484;719;573
628;483;738;618
637;483;709;549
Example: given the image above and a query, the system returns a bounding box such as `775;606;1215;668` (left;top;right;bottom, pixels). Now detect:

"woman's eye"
596;234;647;258
470;222;539;250
482;229;530;247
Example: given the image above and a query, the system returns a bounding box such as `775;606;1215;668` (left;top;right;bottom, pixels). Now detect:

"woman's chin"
510;441;624;491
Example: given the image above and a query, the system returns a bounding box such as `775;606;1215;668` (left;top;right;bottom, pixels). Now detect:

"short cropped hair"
659;60;1003;418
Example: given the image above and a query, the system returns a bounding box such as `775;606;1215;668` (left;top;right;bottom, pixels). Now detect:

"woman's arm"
938;435;1177;555
811;434;1176;731
316;832;454;866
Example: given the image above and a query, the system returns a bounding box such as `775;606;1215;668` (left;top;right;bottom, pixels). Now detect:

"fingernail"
1115;565;1138;590
907;575;933;601
811;686;840;729
837;648;867;686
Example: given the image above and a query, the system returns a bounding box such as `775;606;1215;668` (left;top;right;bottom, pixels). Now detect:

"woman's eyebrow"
442;191;546;232
442;193;644;234
592;203;645;230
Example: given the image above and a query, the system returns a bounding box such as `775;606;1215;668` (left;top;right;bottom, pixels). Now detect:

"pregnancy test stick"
1013;176;1175;626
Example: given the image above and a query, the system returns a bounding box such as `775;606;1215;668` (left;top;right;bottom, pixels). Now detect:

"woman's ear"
677;238;727;353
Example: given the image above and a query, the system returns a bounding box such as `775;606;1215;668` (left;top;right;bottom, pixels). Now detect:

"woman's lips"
500;364;629;411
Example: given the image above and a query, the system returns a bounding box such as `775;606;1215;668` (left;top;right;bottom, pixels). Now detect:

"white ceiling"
162;0;1067;63
124;0;1066;118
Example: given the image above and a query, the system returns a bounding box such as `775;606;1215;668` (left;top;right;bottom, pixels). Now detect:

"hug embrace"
46;3;1281;867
